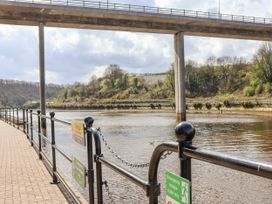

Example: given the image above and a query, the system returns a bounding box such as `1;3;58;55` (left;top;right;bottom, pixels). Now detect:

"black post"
16;108;19;129
37;110;42;159
175;122;195;204
5;109;7;122
30;110;33;146
9;108;11;124
12;108;15;126
23;109;26;133
92;128;103;204
50;112;58;183
26;109;29;138
84;117;95;204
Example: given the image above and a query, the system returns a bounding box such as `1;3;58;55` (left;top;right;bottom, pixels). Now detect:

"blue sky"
0;0;270;84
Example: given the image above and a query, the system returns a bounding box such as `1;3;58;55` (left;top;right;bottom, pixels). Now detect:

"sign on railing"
72;157;86;189
165;172;190;204
71;120;85;146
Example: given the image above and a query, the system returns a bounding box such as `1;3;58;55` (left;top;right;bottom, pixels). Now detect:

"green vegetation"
2;43;272;110
0;80;63;107
56;43;272;108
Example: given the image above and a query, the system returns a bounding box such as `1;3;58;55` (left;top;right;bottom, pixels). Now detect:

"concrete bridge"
1;0;272;40
0;0;272;121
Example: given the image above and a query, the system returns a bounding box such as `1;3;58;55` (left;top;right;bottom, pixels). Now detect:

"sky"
0;0;271;84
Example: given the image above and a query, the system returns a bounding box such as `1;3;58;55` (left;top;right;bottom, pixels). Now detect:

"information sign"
71;120;85;146
72;157;86;189
165;172;190;204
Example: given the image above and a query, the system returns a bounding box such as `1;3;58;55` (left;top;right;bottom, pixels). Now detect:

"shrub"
205;102;212;110
215;103;222;110
193;102;203;110
223;100;231;108
264;83;272;95
241;102;254;109
243;86;255;97
255;84;263;95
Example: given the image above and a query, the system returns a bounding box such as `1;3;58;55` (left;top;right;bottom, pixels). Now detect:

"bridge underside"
0;1;272;41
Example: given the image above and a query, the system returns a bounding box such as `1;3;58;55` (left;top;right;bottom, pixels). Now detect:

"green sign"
165;172;190;204
72;157;86;189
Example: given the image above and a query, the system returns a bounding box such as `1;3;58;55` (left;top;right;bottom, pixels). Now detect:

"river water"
40;111;272;204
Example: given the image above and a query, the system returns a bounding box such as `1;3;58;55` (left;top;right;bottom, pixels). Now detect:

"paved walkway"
0;121;68;204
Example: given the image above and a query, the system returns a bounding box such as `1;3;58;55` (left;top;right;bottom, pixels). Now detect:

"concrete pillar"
174;32;186;122
39;23;47;135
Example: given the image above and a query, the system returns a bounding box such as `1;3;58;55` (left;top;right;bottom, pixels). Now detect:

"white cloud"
0;1;270;84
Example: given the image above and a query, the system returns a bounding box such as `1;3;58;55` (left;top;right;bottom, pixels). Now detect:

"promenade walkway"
0;121;68;204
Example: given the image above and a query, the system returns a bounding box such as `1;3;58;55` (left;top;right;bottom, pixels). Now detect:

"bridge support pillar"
39;22;47;135
174;32;186;122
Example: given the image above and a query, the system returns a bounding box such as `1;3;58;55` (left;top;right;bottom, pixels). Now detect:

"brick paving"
0;121;68;204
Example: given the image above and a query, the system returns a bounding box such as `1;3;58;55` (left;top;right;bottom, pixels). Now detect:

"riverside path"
0;121;68;204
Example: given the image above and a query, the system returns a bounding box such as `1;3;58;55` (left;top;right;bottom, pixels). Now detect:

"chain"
97;128;173;168
97;128;150;168
160;151;173;159
104;181;116;204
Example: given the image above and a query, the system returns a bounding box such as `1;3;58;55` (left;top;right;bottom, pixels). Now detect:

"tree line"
58;43;272;103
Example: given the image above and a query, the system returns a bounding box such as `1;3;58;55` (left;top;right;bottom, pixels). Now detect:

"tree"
164;64;175;96
104;64;125;88
254;43;272;83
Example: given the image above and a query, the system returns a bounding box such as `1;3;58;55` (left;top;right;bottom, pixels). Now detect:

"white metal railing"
3;0;272;26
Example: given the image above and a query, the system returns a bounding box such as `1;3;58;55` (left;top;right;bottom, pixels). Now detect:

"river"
39;111;272;204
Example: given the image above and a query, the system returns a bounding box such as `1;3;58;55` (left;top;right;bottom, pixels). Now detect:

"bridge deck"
0;121;68;204
0;0;272;40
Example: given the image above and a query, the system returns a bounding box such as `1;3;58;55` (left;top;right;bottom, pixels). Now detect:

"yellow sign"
71;120;85;146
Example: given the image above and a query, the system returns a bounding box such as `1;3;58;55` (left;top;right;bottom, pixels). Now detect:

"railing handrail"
1;107;272;204
2;0;272;26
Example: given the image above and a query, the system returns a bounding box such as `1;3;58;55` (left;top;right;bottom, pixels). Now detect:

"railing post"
26;109;29;138
84;117;95;204
23;108;26;133
5;109;8;122
92;128;103;204
50;112;58;183
12;108;15;126
9;108;11;124
30;110;33;146
175;122;195;204
16;108;19;129
37;110;42;159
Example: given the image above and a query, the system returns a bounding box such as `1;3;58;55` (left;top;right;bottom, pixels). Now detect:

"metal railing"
0;107;84;203
1;107;272;204
3;0;272;26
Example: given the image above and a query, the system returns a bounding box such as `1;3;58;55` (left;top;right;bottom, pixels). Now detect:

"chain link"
104;181;116;204
97;128;173;168
97;128;150;168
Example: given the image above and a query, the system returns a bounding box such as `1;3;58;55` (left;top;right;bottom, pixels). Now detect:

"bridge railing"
4;0;272;25
1;107;272;204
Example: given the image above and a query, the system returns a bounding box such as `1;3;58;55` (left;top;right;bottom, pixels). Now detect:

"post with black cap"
84;117;95;204
37;110;42;160
30;110;33;146
23;108;26;133
16;107;19;129
26;109;29;138
50;112;58;184
175;122;195;204
12;108;15;126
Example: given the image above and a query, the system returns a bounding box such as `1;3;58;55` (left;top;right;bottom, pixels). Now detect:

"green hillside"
0;79;63;106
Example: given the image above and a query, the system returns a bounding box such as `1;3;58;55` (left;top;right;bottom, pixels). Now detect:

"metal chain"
97;128;150;168
97;128;173;168
161;151;173;159
104;181;116;204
